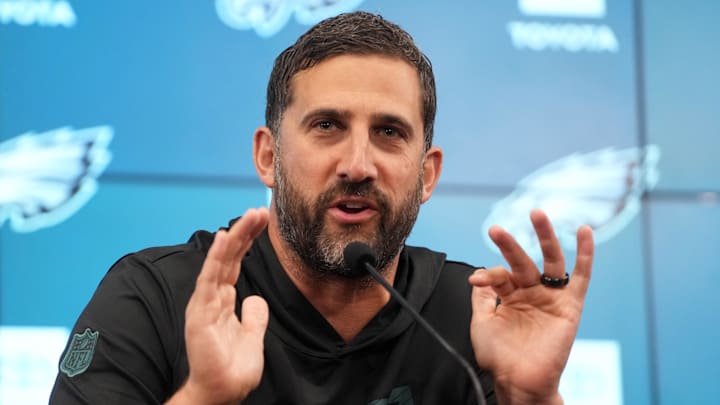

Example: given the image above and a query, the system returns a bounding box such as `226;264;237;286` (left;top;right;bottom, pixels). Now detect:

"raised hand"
167;207;270;405
468;209;594;404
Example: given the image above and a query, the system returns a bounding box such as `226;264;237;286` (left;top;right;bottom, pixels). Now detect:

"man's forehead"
284;54;423;121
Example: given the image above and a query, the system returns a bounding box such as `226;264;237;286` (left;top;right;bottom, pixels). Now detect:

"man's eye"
381;127;401;137
317;121;333;130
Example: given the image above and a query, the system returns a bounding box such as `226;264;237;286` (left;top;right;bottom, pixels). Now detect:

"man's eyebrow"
371;113;415;135
299;109;416;136
299;108;352;127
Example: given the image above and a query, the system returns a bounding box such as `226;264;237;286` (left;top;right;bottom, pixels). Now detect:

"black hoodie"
51;226;496;405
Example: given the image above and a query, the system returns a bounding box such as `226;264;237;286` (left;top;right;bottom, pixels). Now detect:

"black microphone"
343;242;487;405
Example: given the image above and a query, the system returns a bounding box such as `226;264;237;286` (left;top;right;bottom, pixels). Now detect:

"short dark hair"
265;11;436;151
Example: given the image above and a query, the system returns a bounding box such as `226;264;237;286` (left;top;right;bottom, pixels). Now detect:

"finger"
241;295;269;338
488;226;538;287
193;207;269;301
194;229;229;290
227;208;269;261
471;283;499;320
221;208;269;282
569;225;594;298
531;209;566;279
468;266;517;297
185;231;231;319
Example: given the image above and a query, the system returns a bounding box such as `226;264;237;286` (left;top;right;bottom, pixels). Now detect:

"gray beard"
273;157;423;279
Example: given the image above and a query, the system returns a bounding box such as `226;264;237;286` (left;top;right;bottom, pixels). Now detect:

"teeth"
343;202;366;209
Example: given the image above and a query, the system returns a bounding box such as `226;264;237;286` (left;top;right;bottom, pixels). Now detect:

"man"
51;11;594;405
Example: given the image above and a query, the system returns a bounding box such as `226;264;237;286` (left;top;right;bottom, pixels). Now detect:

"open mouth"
337;201;369;214
330;198;378;223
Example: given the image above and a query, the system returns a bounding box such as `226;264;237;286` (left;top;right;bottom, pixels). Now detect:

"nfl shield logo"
60;328;99;377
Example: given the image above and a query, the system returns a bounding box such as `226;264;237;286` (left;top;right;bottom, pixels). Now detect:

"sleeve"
49;253;186;404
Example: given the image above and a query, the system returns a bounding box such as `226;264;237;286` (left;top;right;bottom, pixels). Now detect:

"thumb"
471;283;499;321
241;295;269;337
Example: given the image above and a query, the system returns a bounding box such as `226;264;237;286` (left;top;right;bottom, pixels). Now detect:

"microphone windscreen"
343;241;377;276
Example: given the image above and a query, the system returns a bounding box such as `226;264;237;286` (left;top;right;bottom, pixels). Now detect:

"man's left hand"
468;209;594;405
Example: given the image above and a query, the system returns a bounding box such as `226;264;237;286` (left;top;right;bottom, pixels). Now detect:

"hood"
238;228;447;358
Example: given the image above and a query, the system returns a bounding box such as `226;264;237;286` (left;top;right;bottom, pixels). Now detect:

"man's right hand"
166;207;270;405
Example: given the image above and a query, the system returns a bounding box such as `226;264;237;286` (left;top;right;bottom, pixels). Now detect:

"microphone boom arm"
361;261;488;405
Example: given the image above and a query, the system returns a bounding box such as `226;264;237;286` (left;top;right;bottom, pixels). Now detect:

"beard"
274;158;423;279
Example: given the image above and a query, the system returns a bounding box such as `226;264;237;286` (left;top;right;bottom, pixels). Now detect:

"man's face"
271;54;436;277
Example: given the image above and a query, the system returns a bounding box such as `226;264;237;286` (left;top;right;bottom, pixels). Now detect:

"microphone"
343;242;487;405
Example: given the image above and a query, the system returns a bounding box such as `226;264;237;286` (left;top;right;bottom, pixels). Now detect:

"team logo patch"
59;328;99;377
369;385;414;405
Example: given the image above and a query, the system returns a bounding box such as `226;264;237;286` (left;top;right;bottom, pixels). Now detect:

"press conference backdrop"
0;0;717;403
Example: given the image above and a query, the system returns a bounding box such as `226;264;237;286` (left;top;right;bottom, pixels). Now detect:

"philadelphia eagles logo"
0;126;113;232
216;0;366;37
483;145;660;262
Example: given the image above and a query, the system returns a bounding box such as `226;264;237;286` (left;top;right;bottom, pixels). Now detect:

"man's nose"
336;134;378;183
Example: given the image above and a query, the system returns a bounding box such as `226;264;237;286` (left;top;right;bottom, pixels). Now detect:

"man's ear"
253;126;276;188
421;146;443;203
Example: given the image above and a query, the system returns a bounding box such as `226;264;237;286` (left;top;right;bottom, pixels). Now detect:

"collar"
238;227;446;357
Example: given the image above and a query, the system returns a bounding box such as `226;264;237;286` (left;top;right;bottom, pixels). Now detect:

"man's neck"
267;220;399;343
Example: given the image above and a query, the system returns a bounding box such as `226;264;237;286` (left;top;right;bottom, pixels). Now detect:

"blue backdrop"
1;0;718;403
